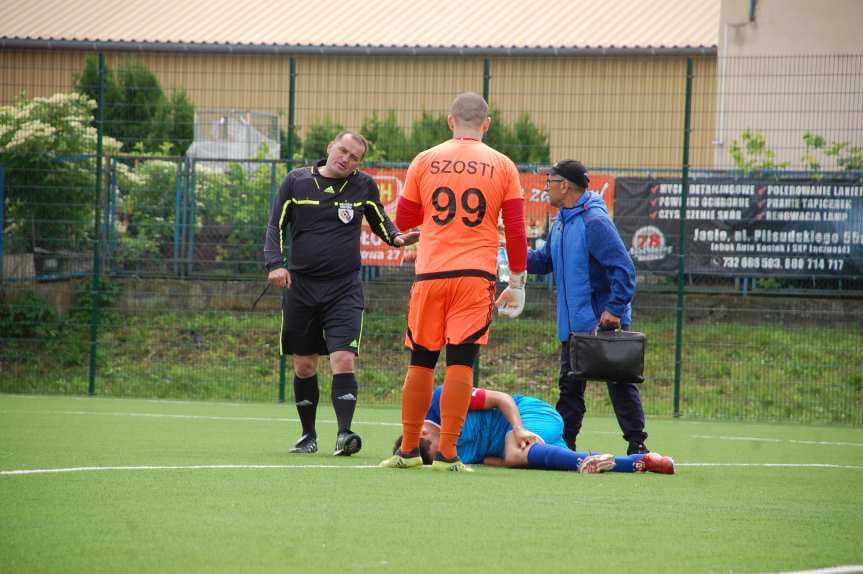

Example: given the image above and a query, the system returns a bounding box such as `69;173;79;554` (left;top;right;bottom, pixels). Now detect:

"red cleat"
635;452;675;475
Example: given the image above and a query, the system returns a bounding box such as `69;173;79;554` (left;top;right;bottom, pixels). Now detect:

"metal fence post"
270;161;277;207
483;58;491;103
173;158;183;277
87;52;106;396
0;165;5;282
186;158;196;276
474;58;492;387
672;58;694;417
278;56;298;403
107;158;118;272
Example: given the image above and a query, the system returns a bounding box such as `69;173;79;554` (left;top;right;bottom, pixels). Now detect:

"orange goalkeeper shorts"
405;273;497;351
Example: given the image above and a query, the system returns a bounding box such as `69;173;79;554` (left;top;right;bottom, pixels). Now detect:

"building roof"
1;0;719;55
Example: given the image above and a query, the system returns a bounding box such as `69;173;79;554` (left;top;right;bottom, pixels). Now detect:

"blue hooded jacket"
527;191;636;341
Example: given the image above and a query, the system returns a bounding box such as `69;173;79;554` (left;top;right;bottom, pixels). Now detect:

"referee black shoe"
627;441;649;455
333;430;362;456
288;434;318;454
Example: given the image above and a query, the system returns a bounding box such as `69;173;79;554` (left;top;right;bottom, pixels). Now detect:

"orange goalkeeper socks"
399;365;435;453
438;365;473;460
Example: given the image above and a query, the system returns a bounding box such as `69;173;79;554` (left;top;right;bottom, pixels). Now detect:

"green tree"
279;125;303;163
75;56;194;155
728;130;789;176
301;117;343;160
408;111;450;158
151;89;195;155
484;108;515;158
486;109;550;165
511;112;551;165
801;131;863;174
361;111;409;162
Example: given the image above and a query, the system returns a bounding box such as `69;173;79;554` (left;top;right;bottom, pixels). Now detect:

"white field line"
2;393;258;408
692;434;863;448
5;410;863;449
0;409;401;427
759;566;863;574
678;463;863;470
2;462;863;477
1;464;379;476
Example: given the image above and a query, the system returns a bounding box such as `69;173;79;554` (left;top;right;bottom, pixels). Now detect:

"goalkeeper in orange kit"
380;92;528;471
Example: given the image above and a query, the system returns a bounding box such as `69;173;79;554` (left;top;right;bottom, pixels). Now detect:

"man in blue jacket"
527;160;649;455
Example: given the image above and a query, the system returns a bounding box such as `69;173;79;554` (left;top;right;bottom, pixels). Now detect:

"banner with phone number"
613;177;863;276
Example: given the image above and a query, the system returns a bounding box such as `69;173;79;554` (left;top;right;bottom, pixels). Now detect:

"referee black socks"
293;374;319;437
331;373;358;433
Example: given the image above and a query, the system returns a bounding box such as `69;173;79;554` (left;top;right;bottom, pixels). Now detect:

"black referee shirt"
263;160;400;278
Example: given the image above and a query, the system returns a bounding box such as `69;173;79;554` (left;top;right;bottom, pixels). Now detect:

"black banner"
614;178;863;277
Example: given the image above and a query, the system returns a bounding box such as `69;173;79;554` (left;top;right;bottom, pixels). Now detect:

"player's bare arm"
482;390;540;449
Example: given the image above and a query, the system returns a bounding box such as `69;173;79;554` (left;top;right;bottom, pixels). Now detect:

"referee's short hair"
333;130;369;159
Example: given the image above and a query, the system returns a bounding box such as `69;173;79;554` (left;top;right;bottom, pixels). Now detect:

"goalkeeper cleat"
333;430;362;456
431;453;474;472
577;453;615;474
636;452;675;475
288;434;318;454
627;441;650;455
379;448;424;469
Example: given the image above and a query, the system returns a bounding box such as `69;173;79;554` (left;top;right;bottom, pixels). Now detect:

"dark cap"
543;160;589;189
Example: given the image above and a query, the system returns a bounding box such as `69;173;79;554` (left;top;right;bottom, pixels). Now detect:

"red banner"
362;168;409;266
364;167;617;265
521;172;616;247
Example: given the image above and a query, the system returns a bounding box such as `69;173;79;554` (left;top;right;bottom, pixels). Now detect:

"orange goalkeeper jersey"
401;138;523;276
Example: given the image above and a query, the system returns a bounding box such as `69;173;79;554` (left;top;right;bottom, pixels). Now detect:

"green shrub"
362;111;409;161
0;92;124;251
0;292;59;338
728;130;789;176
301;117;343;160
408;111;451;158
116;158;181;270
66;279;122;326
195;159;288;273
801;131;863;174
300;109;550;165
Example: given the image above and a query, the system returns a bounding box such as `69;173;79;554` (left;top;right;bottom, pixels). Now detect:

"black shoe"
333;430;362;456
289;433;318;454
627;441;649;455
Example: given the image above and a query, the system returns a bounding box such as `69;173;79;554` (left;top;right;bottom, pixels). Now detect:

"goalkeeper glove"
496;271;526;318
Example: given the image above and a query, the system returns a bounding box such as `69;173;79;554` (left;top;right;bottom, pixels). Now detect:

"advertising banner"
614;178;863;276
363;168;616;265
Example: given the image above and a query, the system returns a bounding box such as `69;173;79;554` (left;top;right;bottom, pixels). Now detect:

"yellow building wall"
0;49;716;170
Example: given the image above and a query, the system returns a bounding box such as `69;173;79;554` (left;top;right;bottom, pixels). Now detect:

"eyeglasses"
544;178;564;189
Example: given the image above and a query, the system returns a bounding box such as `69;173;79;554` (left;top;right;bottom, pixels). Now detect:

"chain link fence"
1;51;861;424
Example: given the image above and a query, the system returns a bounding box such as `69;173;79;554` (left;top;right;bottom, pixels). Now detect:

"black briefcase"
568;329;646;384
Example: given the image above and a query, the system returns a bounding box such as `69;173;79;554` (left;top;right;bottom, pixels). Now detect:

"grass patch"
1;395;862;573
1;300;861;424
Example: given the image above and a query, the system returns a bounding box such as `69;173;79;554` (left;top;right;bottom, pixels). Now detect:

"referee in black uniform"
264;131;418;456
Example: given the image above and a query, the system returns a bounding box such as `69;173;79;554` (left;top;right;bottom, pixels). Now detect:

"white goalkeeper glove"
495;271;526;318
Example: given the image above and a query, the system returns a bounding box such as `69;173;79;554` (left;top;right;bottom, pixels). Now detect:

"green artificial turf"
1;394;862;573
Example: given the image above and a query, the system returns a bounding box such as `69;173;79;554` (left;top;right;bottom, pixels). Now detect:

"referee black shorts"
280;271;364;356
